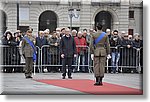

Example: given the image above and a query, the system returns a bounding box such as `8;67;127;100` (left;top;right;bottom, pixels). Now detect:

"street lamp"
17;0;19;30
68;0;73;31
68;8;74;31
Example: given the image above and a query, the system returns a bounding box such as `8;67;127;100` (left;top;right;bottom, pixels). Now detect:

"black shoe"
28;76;33;78
26;76;32;79
99;82;103;86
94;82;100;86
62;76;65;79
68;76;72;79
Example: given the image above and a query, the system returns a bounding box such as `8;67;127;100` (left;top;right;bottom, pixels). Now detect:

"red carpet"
34;79;142;95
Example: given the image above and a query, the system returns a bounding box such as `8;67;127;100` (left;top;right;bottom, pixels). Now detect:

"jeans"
111;52;120;73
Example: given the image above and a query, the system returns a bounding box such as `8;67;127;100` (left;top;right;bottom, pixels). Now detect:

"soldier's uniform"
90;30;110;85
22;30;35;78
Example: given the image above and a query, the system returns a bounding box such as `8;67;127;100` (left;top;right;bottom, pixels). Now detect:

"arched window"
95;11;112;31
39;10;57;33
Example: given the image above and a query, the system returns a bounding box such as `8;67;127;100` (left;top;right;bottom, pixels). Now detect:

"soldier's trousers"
94;56;106;77
25;57;33;77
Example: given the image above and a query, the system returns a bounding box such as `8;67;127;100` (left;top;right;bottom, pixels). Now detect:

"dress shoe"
62;76;65;79
28;76;33;78
99;82;103;86
26;76;32;79
94;82;100;86
68;76;72;79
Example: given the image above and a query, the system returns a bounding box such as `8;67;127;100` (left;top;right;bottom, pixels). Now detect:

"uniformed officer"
90;24;111;86
22;28;36;79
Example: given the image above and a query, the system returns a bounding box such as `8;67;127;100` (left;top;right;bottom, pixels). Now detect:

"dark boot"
99;77;103;86
94;77;100;86
62;76;65;79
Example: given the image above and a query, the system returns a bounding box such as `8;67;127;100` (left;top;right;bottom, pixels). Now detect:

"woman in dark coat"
2;31;18;73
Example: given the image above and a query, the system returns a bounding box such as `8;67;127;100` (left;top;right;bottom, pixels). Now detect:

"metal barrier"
0;45;40;74
91;47;143;73
0;45;21;67
40;45;92;73
0;45;143;74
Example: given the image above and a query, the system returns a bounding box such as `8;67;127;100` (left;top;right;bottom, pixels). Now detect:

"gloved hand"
61;54;65;58
74;54;77;57
91;54;94;60
107;54;111;59
137;48;140;51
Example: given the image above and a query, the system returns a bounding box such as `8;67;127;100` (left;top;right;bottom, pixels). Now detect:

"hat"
26;27;33;33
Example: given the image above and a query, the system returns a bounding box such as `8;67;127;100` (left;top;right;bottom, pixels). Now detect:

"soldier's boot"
94;77;100;86
99;77;103;86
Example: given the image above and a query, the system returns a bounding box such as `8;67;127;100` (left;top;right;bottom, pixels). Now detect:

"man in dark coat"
133;33;143;73
35;31;48;72
121;33;133;72
60;28;77;79
48;31;60;72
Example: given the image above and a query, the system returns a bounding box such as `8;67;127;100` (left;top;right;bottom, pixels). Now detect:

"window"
128;29;134;35
129;11;134;19
19;8;29;21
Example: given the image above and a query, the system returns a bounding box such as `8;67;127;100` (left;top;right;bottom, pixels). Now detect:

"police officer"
22;28;36;79
90;24;111;86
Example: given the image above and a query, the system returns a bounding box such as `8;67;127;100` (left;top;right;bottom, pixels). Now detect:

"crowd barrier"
0;45;143;74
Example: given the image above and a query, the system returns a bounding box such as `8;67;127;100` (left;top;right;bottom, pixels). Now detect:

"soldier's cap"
26;27;33;33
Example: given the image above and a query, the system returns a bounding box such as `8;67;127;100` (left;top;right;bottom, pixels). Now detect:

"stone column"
119;0;129;32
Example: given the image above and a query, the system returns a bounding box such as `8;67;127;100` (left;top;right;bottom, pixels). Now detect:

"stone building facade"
0;0;143;35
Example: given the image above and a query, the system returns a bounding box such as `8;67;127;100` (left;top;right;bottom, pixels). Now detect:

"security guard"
22;28;36;79
90;24;111;86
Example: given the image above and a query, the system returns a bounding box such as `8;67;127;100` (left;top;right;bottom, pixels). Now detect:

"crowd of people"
0;27;143;74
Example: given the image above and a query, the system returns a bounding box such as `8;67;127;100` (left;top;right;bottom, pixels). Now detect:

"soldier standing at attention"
90;24;111;86
22;28;36;79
